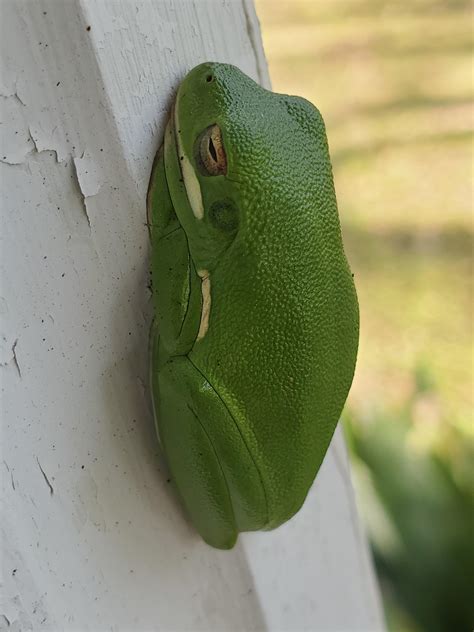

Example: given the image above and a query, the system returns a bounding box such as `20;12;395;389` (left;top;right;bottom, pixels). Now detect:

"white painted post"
1;1;384;630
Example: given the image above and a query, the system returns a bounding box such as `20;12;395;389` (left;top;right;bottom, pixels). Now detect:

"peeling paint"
0;337;22;377
73;154;102;198
27;128;39;153
23;122;72;163
0;95;35;164
71;159;92;228
27;127;61;162
0;114;62;166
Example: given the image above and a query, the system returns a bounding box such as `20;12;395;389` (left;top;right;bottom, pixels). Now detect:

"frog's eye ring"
197;125;227;176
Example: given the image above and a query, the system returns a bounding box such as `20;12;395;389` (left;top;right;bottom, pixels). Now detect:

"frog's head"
165;62;335;273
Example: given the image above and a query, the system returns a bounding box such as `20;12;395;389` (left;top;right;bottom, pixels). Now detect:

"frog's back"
189;92;359;529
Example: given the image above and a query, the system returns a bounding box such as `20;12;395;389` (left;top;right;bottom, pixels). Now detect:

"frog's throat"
173;101;204;220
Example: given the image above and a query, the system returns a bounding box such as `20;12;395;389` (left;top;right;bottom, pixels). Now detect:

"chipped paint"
1;337;22;377
73;153;102;198
0;94;35;164
71;159;92;228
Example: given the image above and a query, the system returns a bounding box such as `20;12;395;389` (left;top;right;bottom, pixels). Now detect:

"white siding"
1;1;384;629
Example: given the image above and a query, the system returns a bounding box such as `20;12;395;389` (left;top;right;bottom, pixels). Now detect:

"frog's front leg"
147;143;201;358
152;354;267;549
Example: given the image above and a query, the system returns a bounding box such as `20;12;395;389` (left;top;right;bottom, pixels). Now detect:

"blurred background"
255;1;473;630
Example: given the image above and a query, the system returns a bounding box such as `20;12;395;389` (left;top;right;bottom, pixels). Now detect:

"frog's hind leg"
155;354;238;549
153;353;268;549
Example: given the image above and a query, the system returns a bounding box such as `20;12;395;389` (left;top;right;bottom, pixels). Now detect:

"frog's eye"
197;125;227;176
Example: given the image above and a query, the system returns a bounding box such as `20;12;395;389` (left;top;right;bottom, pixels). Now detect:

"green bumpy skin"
147;62;359;549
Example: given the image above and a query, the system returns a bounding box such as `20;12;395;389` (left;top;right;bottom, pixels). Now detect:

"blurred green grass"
255;0;473;629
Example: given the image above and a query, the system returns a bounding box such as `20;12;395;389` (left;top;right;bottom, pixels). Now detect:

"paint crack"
36;457;54;495
11;339;21;378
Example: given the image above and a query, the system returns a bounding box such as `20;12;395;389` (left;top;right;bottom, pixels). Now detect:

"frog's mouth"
170;99;205;221
158;101;212;343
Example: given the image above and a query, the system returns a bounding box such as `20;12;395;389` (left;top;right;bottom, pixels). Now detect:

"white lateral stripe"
174;104;204;219
197;269;211;341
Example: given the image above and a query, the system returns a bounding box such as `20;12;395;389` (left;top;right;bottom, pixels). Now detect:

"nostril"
206;74;213;83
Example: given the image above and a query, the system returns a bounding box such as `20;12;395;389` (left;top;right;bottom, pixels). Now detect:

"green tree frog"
147;62;359;549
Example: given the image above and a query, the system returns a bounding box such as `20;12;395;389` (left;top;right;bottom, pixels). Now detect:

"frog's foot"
153;355;268;549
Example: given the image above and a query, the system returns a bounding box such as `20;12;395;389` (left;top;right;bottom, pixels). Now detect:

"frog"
147;62;359;549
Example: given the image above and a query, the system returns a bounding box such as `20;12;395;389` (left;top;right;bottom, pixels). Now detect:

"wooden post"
1;1;384;629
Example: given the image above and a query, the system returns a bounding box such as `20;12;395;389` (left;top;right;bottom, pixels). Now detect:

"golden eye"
198;125;227;176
